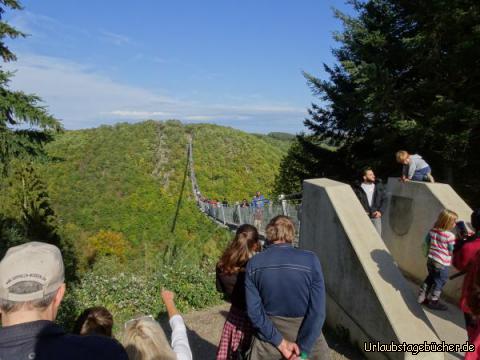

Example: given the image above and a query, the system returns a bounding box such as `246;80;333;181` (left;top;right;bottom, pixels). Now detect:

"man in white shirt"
353;168;387;236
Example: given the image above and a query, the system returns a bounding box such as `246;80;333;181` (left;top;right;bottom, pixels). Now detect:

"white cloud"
183;115;250;121
184;115;223;121
100;30;132;46
8;11;91;46
5;53;176;128
109;110;172;118
207;103;304;114
4;53;306;132
152;57;168;64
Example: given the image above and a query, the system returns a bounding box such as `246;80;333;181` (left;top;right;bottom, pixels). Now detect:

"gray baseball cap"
0;242;64;302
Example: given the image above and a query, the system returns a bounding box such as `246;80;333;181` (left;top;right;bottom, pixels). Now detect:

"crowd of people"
0;215;323;360
0;241;193;360
198;191;270;211
198;191;272;231
1;149;479;359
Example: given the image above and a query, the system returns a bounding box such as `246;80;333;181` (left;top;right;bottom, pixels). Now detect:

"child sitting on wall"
418;209;458;310
396;150;434;182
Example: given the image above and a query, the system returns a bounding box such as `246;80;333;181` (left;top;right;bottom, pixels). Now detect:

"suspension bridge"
188;136;301;238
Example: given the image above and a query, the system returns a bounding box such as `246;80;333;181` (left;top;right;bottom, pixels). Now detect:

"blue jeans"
412;166;431;181
422;259;449;299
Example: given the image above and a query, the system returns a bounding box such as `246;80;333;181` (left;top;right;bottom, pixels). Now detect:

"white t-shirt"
361;183;375;207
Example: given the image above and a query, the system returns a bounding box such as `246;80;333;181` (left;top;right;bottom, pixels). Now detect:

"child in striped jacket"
418;209;459;310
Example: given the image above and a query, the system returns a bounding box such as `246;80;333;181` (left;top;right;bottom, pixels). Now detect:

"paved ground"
407;281;467;360
170;302;365;359
159;294;468;359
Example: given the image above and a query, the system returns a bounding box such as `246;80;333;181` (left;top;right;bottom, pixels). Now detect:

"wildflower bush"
58;257;222;335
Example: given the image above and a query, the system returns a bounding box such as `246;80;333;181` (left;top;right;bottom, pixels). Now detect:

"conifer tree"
277;0;480;204
1;160;76;280
0;0;62;174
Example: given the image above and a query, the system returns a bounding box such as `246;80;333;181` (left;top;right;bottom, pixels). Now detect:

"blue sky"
4;0;353;134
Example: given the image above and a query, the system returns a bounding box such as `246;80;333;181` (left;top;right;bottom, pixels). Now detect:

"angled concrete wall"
383;178;473;302
300;178;442;360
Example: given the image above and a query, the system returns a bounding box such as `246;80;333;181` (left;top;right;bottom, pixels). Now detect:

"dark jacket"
353;180;387;218
0;320;128;360
216;266;248;311
245;243;325;355
452;234;480;315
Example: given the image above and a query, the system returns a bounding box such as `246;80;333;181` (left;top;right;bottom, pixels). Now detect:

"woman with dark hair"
73;306;114;337
216;224;260;360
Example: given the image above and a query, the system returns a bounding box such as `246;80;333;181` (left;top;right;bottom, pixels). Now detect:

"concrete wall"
383;178;473;302
300;178;442;360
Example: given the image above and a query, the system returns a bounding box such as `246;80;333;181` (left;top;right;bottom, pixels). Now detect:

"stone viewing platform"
300;178;472;360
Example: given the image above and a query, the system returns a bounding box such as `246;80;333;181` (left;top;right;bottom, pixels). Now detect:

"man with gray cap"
0;242;128;359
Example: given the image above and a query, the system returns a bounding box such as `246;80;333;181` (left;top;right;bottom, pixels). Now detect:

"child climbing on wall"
396;150;435;182
418;209;458;310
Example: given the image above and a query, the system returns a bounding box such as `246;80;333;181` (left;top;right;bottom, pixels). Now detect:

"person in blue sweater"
245;215;330;360
251;191;266;209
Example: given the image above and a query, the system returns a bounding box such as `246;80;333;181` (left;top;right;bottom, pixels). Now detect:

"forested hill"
0;120;286;328
37;120;289;264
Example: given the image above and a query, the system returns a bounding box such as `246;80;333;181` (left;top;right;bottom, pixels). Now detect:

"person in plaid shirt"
216;225;260;360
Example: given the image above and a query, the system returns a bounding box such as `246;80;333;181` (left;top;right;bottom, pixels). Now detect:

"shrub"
58;256;223;335
85;230;130;265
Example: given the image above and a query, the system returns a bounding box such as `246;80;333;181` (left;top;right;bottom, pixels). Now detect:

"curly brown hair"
266;215;296;244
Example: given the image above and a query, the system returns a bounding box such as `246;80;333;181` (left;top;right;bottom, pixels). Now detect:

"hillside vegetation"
40;121;221;252
191;124;291;201
39;121;289;251
9;119;290;330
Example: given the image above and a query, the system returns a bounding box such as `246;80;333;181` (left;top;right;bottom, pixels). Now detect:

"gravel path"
176;303;364;360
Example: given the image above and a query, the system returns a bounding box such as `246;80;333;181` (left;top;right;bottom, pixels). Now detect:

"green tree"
0;161;76;279
274;135;345;195
0;0;62;174
277;0;480;205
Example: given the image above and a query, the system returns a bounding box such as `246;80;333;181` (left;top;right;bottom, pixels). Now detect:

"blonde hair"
395;150;409;163
122;318;176;360
266;215;296;244
433;209;458;231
